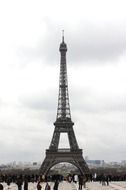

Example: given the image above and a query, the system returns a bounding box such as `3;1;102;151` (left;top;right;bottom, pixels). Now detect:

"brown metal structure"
40;33;90;176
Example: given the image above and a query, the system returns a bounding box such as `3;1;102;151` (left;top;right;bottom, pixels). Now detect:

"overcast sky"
0;0;126;164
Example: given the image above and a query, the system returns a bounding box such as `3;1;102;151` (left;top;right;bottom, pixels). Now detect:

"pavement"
1;181;126;190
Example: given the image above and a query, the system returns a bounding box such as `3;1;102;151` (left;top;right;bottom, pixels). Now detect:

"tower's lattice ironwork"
57;34;71;120
40;33;90;176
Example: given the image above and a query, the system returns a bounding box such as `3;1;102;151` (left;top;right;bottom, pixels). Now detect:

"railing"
58;149;71;152
46;148;82;153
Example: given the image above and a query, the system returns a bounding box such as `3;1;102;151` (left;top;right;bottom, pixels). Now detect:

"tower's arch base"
39;149;90;176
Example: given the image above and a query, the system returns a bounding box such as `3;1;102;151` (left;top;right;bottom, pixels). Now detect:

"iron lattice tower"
40;32;90;176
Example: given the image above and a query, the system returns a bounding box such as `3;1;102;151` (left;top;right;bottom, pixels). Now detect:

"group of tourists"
0;173;88;190
0;174;60;190
1;172;126;189
0;174;36;190
66;174;88;190
36;180;59;190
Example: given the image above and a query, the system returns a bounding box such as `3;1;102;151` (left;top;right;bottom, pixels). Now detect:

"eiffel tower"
40;32;90;176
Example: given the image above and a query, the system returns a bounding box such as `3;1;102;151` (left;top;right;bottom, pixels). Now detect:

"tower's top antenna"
59;30;67;52
62;30;64;43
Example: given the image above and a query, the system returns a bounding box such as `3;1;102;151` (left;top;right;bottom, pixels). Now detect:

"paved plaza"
1;181;126;190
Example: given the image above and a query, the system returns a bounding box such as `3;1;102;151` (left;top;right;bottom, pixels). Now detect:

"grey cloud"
17;21;126;65
19;93;57;111
0;118;53;163
68;24;126;62
0;98;5;107
74;112;126;161
18;85;126;116
70;87;126;114
0;143;44;163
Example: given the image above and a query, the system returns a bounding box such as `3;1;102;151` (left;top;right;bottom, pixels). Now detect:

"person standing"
74;174;78;183
6;177;11;189
16;177;23;190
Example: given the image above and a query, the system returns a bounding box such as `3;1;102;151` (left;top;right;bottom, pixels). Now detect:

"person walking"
106;175;109;186
37;181;42;190
24;179;28;190
83;176;87;188
53;180;59;190
78;175;83;190
0;183;3;190
101;174;106;186
45;182;51;190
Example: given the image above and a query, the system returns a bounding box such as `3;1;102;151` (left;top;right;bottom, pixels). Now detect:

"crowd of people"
0;172;126;189
0;174;60;190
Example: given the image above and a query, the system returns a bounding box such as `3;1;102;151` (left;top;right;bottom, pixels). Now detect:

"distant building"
86;160;105;168
121;160;126;166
